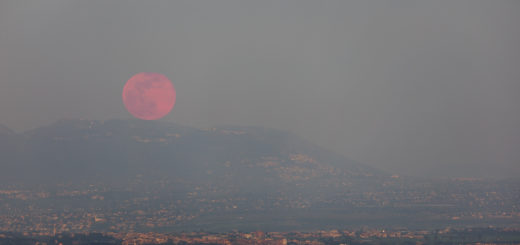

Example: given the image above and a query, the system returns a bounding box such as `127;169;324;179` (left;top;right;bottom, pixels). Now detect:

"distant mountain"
0;124;11;137
1;119;385;190
0;124;14;135
0;124;22;175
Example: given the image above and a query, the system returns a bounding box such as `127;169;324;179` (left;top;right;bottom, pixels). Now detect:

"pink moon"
122;73;176;120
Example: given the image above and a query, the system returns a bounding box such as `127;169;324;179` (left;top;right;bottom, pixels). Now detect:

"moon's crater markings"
122;72;176;120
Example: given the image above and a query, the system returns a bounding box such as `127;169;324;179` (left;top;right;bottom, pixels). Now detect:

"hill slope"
3;119;385;190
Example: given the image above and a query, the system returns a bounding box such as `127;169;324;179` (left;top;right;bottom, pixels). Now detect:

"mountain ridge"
1;119;386;188
0;124;14;135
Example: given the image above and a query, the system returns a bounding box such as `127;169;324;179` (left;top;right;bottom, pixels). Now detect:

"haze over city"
1;2;520;244
1;1;519;178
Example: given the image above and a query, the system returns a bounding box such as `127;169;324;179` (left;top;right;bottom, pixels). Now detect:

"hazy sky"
1;1;519;178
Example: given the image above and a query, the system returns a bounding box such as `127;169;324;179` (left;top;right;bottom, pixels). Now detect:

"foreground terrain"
1;228;520;245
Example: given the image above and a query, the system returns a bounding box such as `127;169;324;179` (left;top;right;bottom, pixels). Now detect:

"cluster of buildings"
0;178;518;236
4;228;518;245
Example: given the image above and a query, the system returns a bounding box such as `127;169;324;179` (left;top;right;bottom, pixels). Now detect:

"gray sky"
1;0;519;178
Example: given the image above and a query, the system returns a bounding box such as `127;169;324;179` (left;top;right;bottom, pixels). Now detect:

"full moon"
122;72;176;120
